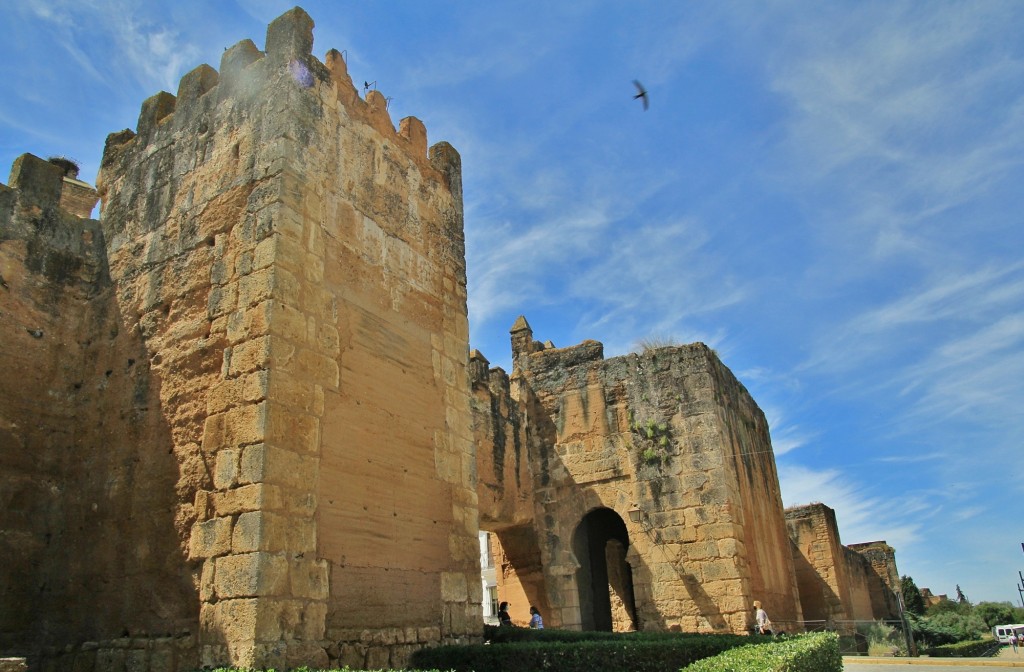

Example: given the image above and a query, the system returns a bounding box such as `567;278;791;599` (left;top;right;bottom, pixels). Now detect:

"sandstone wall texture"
473;317;804;635
2;6;906;668
785;504;901;625
847;541;902;620
1;8;476;671
1;155;201;671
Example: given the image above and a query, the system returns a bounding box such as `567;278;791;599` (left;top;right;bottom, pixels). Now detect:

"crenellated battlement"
100;7;446;191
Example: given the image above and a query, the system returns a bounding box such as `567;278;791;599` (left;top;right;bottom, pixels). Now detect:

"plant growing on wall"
628;410;673;465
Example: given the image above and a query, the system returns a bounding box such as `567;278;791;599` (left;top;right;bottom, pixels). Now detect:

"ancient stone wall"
841;547;878;621
470;350;552;627
473;317;803;635
785;504;901;625
470;351;533;529
3;6;907;666
784;503;853;624
1;154;203;671
847;542;901;620
2;7;477;671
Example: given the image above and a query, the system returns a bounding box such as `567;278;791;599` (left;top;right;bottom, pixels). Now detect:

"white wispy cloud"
22;0;201;93
761;404;816;457
755;2;1024;292
779;464;921;549
798;261;1024;409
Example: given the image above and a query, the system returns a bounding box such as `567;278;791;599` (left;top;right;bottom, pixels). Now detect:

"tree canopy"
900;575;926;616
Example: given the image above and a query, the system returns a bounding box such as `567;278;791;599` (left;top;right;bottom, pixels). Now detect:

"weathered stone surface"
784;504;900;624
1;6;474;671
1;6;897;670
474;316;896;635
478;318;776;630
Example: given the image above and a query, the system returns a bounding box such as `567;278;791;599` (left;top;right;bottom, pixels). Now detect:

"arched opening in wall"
572;507;638;631
478;525;552;628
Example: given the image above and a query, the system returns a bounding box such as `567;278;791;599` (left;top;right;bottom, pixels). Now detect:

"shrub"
633;335;680;353
483;624;665;643
411;631;750;672
924;639;1001;658
927;609;989;641
683;632;841;672
909;614;958;647
857;620;907;656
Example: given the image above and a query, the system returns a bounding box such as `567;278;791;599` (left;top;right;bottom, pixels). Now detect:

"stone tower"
1;7;479;670
474;318;804;634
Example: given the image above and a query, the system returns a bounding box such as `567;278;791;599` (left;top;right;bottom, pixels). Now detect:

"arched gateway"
572;508;638;631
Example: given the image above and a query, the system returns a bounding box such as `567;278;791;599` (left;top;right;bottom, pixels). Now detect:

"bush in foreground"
683;632;841;672
410;632;749;672
923;639;1000;657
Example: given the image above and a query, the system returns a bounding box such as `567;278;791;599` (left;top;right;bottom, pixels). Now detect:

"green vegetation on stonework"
628;412;673;465
411;628;751;672
683;631;841;672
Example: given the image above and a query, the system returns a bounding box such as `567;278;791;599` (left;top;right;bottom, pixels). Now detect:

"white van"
993;623;1024;644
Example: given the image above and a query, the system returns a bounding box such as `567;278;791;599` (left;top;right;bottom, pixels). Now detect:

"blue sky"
2;1;1022;606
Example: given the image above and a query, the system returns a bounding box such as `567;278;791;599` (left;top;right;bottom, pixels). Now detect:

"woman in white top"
753;600;772;635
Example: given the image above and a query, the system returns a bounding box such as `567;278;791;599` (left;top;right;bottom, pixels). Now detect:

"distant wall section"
785;504;901;625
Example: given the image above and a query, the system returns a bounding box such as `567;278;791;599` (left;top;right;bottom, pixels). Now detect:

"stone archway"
572;507;638;631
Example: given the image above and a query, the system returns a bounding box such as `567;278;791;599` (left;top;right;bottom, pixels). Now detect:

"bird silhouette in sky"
633;80;649;110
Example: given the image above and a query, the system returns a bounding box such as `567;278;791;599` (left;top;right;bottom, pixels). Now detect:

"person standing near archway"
498;601;512;627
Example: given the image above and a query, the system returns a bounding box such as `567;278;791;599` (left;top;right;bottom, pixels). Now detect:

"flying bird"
633;80;649;110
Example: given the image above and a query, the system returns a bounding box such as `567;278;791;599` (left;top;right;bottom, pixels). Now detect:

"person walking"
753;600;773;636
1012;632;1019;654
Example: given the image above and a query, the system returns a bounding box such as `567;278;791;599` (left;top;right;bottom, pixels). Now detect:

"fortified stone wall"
2;8;478;671
840;547;878;621
1;155;202;671
470;351;533;529
473;317;803;635
784;503;853;624
785;504;901;624
847;542;901;620
2;6;907;667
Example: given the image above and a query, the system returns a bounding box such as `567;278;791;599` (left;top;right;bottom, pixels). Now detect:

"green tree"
974;601;1018;629
928;609;988;641
928;597;972;616
901;575;926;616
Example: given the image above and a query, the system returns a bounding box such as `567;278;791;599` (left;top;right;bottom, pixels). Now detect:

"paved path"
844;647;1024;671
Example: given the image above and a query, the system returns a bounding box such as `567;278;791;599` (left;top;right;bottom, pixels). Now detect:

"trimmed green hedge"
923;639;999;657
482;624;735;644
410;632;750;672
683;632;841;672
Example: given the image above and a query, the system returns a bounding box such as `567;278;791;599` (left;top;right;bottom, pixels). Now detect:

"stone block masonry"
785;503;901;625
2;6;476;671
2;6;905;668
474;317;804;634
474;318;901;636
